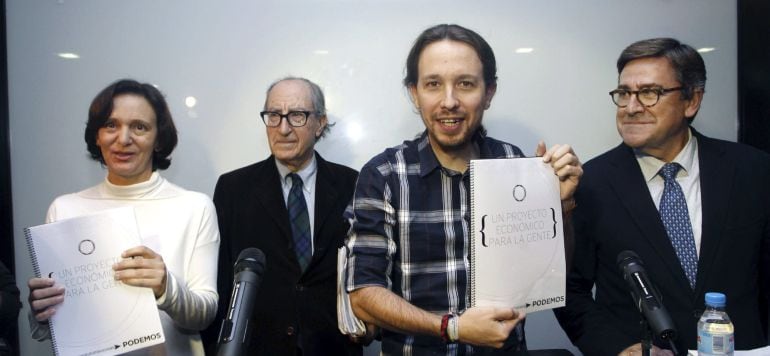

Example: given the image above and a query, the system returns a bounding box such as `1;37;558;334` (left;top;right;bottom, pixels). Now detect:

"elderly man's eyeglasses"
609;87;682;108
260;111;315;127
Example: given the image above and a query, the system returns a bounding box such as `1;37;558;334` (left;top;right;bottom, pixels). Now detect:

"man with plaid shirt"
345;24;583;355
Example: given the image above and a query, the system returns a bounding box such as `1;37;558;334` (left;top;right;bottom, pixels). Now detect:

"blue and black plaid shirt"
345;130;525;355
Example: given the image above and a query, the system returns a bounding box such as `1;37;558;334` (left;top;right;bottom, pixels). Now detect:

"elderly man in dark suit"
555;38;770;355
202;77;361;355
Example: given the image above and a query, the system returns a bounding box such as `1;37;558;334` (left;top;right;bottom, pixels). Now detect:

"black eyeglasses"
260;111;315;127
609;87;682;108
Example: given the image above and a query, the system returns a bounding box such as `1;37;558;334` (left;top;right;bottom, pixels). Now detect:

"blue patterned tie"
659;163;698;288
287;173;311;271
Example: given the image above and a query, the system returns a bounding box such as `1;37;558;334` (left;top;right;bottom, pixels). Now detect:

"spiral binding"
469;161;478;308
24;227;61;356
24;228;41;278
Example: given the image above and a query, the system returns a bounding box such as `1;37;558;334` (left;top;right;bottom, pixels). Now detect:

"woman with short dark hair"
27;79;219;355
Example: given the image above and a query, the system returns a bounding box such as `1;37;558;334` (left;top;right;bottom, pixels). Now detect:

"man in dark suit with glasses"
202;77;362;355
556;38;770;355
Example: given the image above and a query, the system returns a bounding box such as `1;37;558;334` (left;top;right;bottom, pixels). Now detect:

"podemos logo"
529;295;565;307
121;332;162;348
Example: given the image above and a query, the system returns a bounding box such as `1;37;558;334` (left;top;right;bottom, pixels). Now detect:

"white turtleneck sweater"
30;172;220;355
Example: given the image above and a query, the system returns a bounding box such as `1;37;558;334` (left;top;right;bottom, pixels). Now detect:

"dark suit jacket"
0;260;21;339
555;129;770;354
202;153;361;356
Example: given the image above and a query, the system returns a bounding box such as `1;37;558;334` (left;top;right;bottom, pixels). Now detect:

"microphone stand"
640;316;652;356
638;313;682;356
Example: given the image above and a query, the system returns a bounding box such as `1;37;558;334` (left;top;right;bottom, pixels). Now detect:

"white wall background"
7;0;736;354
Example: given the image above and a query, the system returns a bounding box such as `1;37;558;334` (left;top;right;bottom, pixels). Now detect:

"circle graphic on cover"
78;239;96;255
512;185;526;202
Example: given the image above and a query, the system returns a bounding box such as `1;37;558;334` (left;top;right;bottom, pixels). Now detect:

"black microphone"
616;250;677;342
217;248;266;356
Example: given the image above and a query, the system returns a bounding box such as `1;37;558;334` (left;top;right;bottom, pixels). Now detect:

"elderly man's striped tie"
288;173;311;271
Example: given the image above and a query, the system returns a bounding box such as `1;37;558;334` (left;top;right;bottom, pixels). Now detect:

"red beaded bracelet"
440;314;451;342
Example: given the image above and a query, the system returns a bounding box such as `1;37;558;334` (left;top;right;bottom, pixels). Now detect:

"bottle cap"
705;292;726;307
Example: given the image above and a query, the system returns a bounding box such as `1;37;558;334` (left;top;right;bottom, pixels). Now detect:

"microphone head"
617;250;641;269
234;248;266;275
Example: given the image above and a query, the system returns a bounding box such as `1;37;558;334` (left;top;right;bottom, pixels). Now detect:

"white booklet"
469;157;566;313
336;246;366;336
25;206;165;356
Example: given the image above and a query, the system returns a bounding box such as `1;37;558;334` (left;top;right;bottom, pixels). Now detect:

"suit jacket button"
286;326;295;335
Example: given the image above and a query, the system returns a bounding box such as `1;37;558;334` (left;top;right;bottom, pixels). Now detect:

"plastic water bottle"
697;292;734;355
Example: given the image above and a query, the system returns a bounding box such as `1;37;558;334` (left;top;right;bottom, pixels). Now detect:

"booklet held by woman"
25;206;164;356
469;157;566;313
